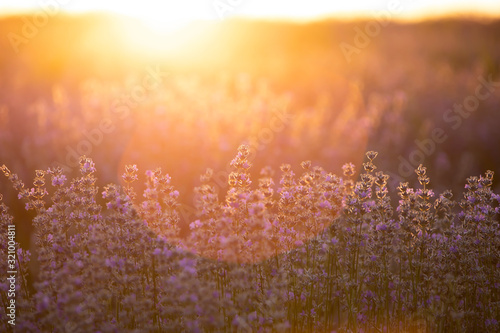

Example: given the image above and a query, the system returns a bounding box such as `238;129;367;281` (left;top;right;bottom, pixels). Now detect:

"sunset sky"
1;0;499;32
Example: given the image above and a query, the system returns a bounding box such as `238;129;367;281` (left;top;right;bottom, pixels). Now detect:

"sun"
93;1;219;55
133;10;199;34
114;2;212;34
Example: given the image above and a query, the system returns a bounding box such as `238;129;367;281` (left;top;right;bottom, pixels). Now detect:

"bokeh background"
0;1;499;247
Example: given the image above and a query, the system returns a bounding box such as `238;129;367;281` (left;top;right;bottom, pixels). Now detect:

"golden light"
120;2;210;34
2;0;500;25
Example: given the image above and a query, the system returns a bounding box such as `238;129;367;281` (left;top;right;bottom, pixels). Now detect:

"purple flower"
319;200;332;209
179;258;197;275
52;174;67;186
232;315;241;327
248;311;257;321
189;220;202;229
486;318;498;327
81;161;96;174
105;258;115;268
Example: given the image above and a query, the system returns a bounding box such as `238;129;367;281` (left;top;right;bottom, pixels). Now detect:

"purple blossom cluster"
1;147;499;332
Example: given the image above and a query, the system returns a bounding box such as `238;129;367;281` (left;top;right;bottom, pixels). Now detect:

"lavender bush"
1;146;499;332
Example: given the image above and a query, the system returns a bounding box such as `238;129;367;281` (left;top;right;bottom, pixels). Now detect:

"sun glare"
127;3;210;34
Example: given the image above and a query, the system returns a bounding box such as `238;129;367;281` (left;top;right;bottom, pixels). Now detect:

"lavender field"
0;13;500;333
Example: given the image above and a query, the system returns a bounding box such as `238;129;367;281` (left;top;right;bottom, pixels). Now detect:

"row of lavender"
1;146;499;332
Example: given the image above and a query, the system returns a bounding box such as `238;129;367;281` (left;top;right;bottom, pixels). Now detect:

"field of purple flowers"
0;15;500;332
1;147;499;332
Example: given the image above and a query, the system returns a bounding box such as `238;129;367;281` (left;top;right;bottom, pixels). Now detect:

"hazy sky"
1;0;499;31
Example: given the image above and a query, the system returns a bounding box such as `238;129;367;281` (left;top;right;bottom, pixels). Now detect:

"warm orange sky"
1;0;499;32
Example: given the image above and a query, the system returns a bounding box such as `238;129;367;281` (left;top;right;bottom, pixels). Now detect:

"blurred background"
0;0;499;246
